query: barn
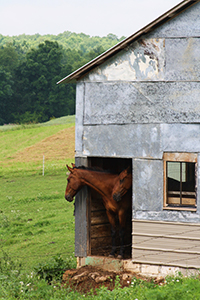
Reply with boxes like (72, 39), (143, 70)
(58, 0), (200, 276)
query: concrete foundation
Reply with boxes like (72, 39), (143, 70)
(77, 256), (200, 278)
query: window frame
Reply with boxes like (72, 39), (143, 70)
(163, 153), (197, 211)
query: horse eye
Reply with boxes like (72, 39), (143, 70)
(120, 178), (124, 184)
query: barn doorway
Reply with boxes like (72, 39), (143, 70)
(87, 157), (132, 259)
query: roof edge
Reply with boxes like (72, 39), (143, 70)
(57, 0), (198, 85)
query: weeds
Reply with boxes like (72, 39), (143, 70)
(34, 255), (76, 282)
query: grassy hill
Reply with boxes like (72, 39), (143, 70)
(0, 116), (76, 272)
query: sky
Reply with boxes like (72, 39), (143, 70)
(0, 0), (181, 38)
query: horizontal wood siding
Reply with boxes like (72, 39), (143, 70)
(132, 220), (200, 268)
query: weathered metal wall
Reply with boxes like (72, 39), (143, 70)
(74, 2), (200, 261)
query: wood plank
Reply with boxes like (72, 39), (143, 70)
(163, 206), (197, 211)
(74, 157), (88, 257)
(91, 210), (109, 225)
(163, 153), (197, 162)
(133, 235), (200, 252)
(168, 197), (196, 205)
(132, 249), (200, 268)
(168, 191), (195, 196)
(133, 220), (200, 236)
(91, 224), (111, 237)
(91, 198), (105, 211)
(133, 232), (200, 241)
(132, 220), (200, 268)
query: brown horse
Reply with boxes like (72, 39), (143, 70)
(65, 164), (131, 258)
(112, 166), (132, 202)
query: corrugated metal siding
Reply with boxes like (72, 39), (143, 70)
(132, 220), (200, 268)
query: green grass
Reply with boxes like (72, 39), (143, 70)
(1, 172), (75, 271)
(0, 115), (75, 178)
(0, 116), (76, 273)
(1, 116), (200, 299)
(0, 116), (75, 160)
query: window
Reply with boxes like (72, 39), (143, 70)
(163, 153), (197, 211)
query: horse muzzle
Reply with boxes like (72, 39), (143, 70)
(65, 194), (73, 202)
(113, 193), (121, 202)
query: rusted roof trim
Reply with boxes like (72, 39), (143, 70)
(57, 0), (198, 84)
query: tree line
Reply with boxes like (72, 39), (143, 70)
(0, 33), (125, 125)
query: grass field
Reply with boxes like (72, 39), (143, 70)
(0, 116), (76, 272)
(2, 116), (200, 299)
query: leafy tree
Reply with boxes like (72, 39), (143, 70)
(0, 32), (124, 124)
(0, 32), (125, 55)
(0, 68), (13, 124)
(13, 40), (78, 123)
(0, 44), (19, 73)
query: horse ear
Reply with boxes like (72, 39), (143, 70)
(71, 163), (75, 168)
(67, 165), (73, 173)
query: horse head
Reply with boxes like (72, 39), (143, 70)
(112, 167), (132, 202)
(65, 164), (83, 202)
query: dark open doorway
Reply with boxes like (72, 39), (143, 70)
(87, 157), (132, 259)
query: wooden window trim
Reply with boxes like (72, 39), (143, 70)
(163, 153), (197, 211)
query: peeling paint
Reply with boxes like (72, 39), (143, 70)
(85, 38), (165, 82)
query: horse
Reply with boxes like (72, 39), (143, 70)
(112, 166), (132, 202)
(65, 164), (131, 259)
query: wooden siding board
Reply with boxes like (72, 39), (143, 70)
(133, 220), (200, 236)
(163, 153), (197, 162)
(132, 249), (200, 268)
(91, 210), (109, 225)
(74, 157), (88, 257)
(91, 197), (105, 211)
(132, 220), (200, 268)
(133, 236), (200, 252)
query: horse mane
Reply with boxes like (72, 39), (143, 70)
(74, 165), (132, 174)
(74, 165), (116, 174)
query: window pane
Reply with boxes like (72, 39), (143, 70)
(166, 161), (196, 207)
(167, 162), (180, 182)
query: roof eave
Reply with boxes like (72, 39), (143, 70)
(57, 0), (198, 85)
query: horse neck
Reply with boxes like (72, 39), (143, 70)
(78, 169), (118, 198)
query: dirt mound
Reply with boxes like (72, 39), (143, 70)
(62, 265), (164, 294)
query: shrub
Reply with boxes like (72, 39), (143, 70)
(34, 254), (76, 282)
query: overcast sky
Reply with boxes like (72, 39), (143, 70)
(0, 0), (181, 38)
